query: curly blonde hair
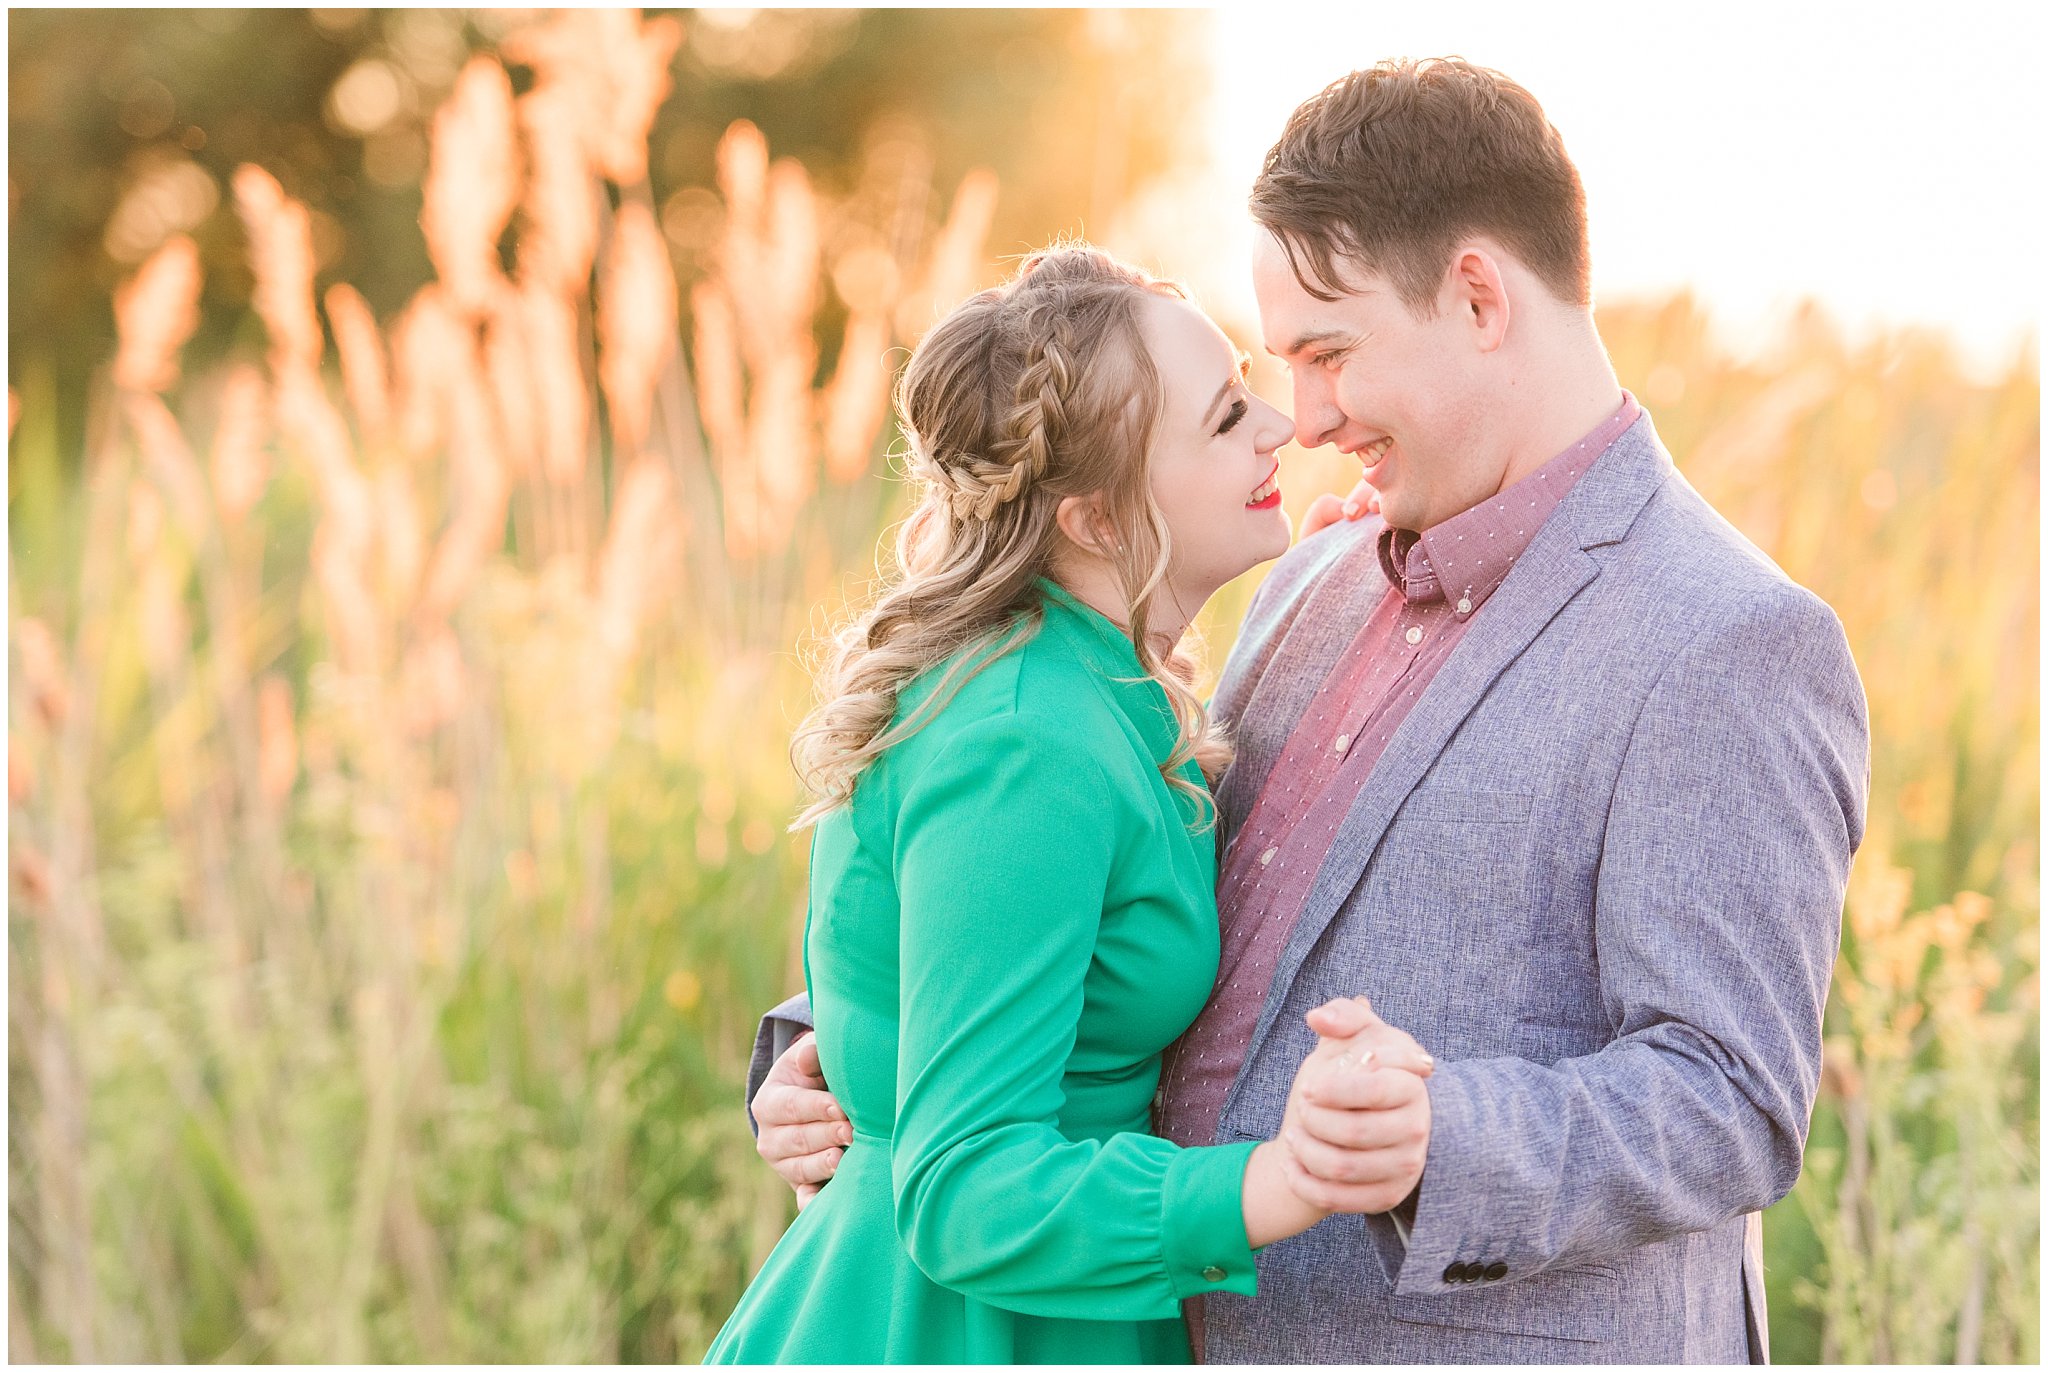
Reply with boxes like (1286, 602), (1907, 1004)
(791, 244), (1231, 829)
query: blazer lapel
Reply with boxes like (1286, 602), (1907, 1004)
(1226, 416), (1678, 1088)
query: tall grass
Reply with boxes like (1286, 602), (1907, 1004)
(7, 14), (2037, 1362)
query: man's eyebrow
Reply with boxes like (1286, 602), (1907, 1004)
(1203, 353), (1254, 426)
(1267, 328), (1353, 360)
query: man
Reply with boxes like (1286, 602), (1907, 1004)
(750, 58), (1868, 1362)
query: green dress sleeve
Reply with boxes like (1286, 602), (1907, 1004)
(888, 712), (1259, 1320)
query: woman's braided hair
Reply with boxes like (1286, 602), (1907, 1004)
(791, 244), (1231, 828)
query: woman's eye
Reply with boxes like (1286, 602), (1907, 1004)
(1217, 398), (1249, 435)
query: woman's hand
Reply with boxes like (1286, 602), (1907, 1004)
(1297, 478), (1382, 541)
(1275, 997), (1435, 1216)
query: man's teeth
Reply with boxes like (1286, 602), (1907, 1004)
(1363, 436), (1394, 460)
(1246, 473), (1278, 505)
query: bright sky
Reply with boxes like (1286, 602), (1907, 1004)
(1165, 0), (2041, 381)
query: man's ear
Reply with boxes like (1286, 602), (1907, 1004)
(1055, 492), (1118, 559)
(1449, 246), (1510, 353)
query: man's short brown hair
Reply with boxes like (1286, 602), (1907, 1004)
(1250, 58), (1590, 314)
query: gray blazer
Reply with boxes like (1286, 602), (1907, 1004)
(750, 413), (1869, 1363)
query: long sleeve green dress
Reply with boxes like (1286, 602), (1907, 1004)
(704, 580), (1260, 1364)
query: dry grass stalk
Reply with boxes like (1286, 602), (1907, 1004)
(514, 84), (599, 294)
(231, 166), (322, 378)
(208, 364), (270, 526)
(111, 234), (202, 394)
(895, 168), (999, 342)
(515, 280), (590, 488)
(503, 9), (682, 186)
(821, 307), (892, 483)
(592, 456), (680, 665)
(420, 57), (522, 318)
(482, 293), (541, 481)
(12, 618), (70, 728)
(597, 201), (677, 456)
(390, 285), (468, 461)
(412, 345), (510, 625)
(324, 284), (392, 442)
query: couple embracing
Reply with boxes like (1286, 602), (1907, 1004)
(708, 59), (1869, 1365)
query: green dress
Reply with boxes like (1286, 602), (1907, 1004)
(705, 580), (1259, 1364)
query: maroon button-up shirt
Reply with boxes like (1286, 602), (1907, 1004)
(1156, 393), (1642, 1153)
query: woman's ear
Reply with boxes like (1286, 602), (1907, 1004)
(1055, 492), (1119, 560)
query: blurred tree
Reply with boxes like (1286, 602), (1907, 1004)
(6, 7), (1212, 471)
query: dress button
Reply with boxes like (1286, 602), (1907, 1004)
(1442, 1261), (1467, 1283)
(1404, 626), (1423, 645)
(1201, 1266), (1227, 1283)
(1484, 1261), (1508, 1281)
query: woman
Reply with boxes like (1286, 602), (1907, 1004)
(705, 246), (1404, 1364)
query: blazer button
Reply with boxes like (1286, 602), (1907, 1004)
(1484, 1261), (1508, 1281)
(1442, 1261), (1467, 1283)
(1201, 1266), (1226, 1283)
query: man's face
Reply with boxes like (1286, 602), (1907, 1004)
(1252, 230), (1498, 533)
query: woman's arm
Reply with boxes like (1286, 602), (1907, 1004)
(889, 711), (1338, 1320)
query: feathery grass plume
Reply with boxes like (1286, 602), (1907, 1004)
(231, 165), (322, 378)
(596, 201), (677, 457)
(743, 350), (815, 555)
(513, 279), (590, 487)
(413, 340), (510, 623)
(110, 234), (202, 393)
(513, 84), (598, 294)
(208, 364), (270, 525)
(8, 731), (33, 806)
(390, 284), (468, 459)
(690, 279), (745, 465)
(821, 306), (891, 483)
(324, 284), (392, 441)
(421, 57), (522, 318)
(254, 675), (297, 805)
(504, 8), (681, 186)
(895, 168), (999, 342)
(482, 292), (540, 480)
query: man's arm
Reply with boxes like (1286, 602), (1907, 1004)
(1297, 584), (1869, 1291)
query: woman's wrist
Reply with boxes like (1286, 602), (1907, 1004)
(1241, 1139), (1331, 1248)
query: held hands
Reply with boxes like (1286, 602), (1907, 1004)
(1275, 996), (1435, 1216)
(1298, 478), (1382, 542)
(752, 1032), (851, 1210)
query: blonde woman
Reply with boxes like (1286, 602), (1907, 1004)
(704, 247), (1426, 1364)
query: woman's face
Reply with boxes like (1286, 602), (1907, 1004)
(1135, 292), (1296, 609)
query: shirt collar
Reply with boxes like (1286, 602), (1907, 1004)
(1377, 392), (1641, 616)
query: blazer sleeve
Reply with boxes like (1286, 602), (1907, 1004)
(743, 992), (816, 1138)
(889, 713), (1260, 1319)
(1388, 584), (1870, 1292)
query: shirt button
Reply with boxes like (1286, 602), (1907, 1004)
(1405, 626), (1423, 645)
(1456, 597), (1472, 615)
(1201, 1265), (1227, 1283)
(1332, 733), (1351, 753)
(1259, 847), (1277, 866)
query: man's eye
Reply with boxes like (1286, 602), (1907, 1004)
(1217, 398), (1249, 435)
(1312, 349), (1347, 370)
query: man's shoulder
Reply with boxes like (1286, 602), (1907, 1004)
(1242, 514), (1384, 637)
(1620, 469), (1839, 630)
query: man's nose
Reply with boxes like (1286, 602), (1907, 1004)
(1291, 373), (1341, 449)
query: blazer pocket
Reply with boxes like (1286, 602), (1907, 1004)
(1397, 787), (1535, 825)
(1388, 1259), (1619, 1345)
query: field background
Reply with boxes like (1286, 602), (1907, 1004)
(8, 9), (2038, 1364)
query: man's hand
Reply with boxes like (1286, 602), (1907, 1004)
(752, 1032), (851, 1209)
(1298, 478), (1382, 541)
(1278, 996), (1434, 1215)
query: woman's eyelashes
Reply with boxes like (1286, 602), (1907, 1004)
(1216, 397), (1249, 436)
